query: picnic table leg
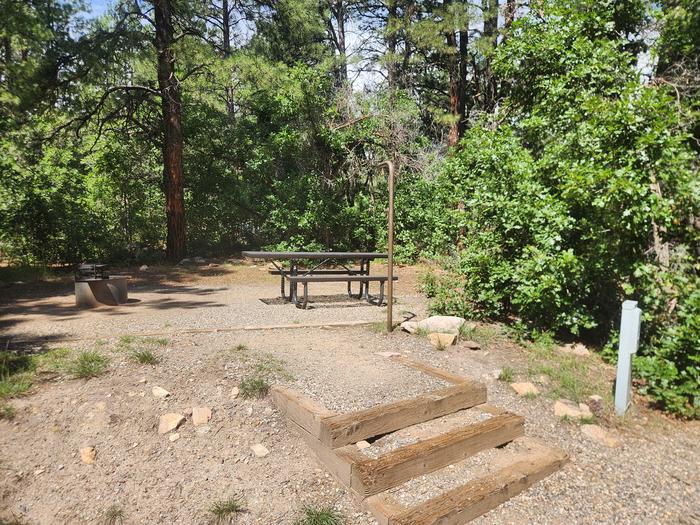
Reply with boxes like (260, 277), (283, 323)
(378, 281), (385, 306)
(280, 272), (286, 300)
(302, 282), (309, 309)
(362, 259), (371, 300)
(290, 261), (298, 304)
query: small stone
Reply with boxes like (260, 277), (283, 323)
(192, 406), (212, 426)
(138, 377), (147, 384)
(139, 265), (149, 271)
(374, 351), (402, 358)
(536, 374), (551, 385)
(356, 441), (371, 450)
(230, 387), (239, 399)
(510, 382), (539, 396)
(152, 386), (170, 398)
(196, 425), (211, 434)
(581, 424), (620, 447)
(554, 399), (593, 420)
(158, 413), (185, 434)
(250, 444), (269, 457)
(461, 340), (481, 350)
(80, 447), (96, 464)
(428, 333), (457, 348)
(587, 395), (604, 417)
(34, 468), (45, 476)
(169, 433), (180, 442)
(263, 407), (273, 416)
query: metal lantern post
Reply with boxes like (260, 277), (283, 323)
(385, 160), (395, 333)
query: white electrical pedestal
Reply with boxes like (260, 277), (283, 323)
(615, 300), (642, 416)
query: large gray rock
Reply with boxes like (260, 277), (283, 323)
(401, 315), (466, 335)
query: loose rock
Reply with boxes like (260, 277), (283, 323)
(461, 340), (481, 350)
(152, 386), (170, 398)
(554, 399), (593, 420)
(356, 440), (371, 450)
(510, 382), (539, 396)
(192, 406), (212, 427)
(139, 265), (148, 271)
(169, 433), (180, 442)
(158, 413), (185, 434)
(581, 424), (620, 447)
(230, 387), (239, 399)
(587, 395), (604, 417)
(428, 333), (456, 348)
(560, 343), (591, 357)
(401, 315), (465, 335)
(374, 351), (402, 358)
(250, 443), (269, 457)
(80, 447), (96, 464)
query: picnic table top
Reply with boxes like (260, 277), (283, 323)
(241, 251), (387, 260)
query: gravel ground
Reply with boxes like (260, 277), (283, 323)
(1, 264), (698, 525)
(0, 261), (427, 344)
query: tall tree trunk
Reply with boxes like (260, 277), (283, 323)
(481, 0), (498, 112)
(446, 23), (460, 147)
(221, 0), (236, 119)
(154, 0), (186, 261)
(457, 26), (469, 137)
(335, 0), (348, 84)
(386, 0), (398, 97)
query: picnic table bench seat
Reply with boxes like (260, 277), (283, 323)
(287, 274), (398, 309)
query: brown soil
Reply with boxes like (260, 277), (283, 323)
(1, 262), (698, 525)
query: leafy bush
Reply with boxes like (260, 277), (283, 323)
(426, 2), (700, 417)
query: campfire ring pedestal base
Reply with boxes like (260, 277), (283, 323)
(75, 276), (128, 308)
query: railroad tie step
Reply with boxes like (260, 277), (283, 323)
(335, 413), (525, 498)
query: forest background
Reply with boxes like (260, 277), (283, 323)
(0, 0), (698, 417)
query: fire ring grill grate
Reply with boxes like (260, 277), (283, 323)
(75, 263), (109, 282)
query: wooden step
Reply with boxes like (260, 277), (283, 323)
(366, 440), (569, 525)
(319, 382), (487, 448)
(336, 412), (525, 497)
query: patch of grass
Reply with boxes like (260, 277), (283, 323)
(459, 323), (501, 346)
(579, 415), (596, 425)
(209, 496), (245, 523)
(230, 344), (249, 355)
(142, 337), (169, 347)
(524, 337), (605, 403)
(102, 506), (124, 525)
(0, 351), (35, 398)
(117, 335), (136, 348)
(239, 376), (270, 399)
(253, 353), (293, 380)
(414, 327), (428, 337)
(94, 339), (108, 348)
(35, 347), (72, 373)
(369, 321), (386, 333)
(0, 402), (16, 420)
(131, 349), (161, 365)
(293, 505), (343, 525)
(524, 391), (538, 400)
(498, 367), (515, 383)
(68, 351), (110, 379)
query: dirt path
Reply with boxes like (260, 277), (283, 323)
(1, 264), (698, 524)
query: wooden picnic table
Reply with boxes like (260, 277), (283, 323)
(241, 251), (388, 306)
